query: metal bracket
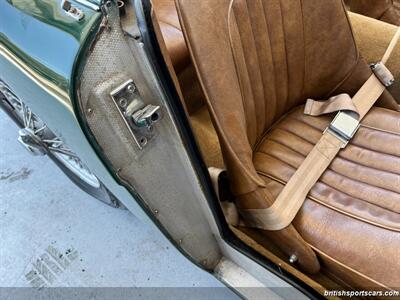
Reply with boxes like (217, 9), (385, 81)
(110, 79), (162, 149)
(371, 62), (395, 87)
(325, 111), (360, 148)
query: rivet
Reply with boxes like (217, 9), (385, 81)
(154, 209), (159, 214)
(178, 239), (183, 244)
(87, 108), (92, 114)
(289, 254), (298, 264)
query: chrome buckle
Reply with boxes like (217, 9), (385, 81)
(324, 111), (360, 148)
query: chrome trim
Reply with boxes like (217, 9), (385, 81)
(326, 111), (360, 147)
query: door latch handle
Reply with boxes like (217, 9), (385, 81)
(131, 105), (161, 128)
(61, 0), (85, 21)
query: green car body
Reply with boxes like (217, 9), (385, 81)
(0, 0), (149, 220)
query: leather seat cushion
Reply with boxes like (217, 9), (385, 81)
(254, 106), (400, 287)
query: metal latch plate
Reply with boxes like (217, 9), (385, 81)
(110, 79), (162, 149)
(327, 111), (360, 147)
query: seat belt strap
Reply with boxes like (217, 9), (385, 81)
(304, 27), (400, 118)
(304, 94), (359, 117)
(239, 27), (400, 231)
(208, 167), (240, 226)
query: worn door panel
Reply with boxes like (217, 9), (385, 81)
(76, 0), (223, 269)
(0, 0), (223, 271)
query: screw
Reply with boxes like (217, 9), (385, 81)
(118, 98), (128, 108)
(178, 239), (183, 244)
(289, 254), (298, 264)
(154, 209), (159, 214)
(127, 84), (136, 94)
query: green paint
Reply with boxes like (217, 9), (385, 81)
(0, 0), (102, 99)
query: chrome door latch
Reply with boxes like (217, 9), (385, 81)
(110, 79), (162, 149)
(131, 105), (161, 128)
(61, 0), (85, 21)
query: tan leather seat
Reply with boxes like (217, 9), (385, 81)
(346, 0), (400, 26)
(255, 106), (400, 287)
(152, 0), (205, 114)
(152, 0), (189, 72)
(176, 0), (400, 289)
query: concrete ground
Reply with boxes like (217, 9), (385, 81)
(0, 109), (237, 299)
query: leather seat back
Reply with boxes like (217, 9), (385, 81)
(346, 0), (400, 25)
(152, 0), (190, 72)
(152, 0), (206, 114)
(176, 0), (394, 195)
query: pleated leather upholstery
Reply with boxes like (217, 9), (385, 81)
(254, 106), (400, 286)
(255, 107), (400, 232)
(228, 0), (361, 147)
(177, 0), (400, 287)
(178, 0), (398, 196)
(153, 0), (205, 114)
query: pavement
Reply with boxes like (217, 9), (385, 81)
(0, 109), (237, 299)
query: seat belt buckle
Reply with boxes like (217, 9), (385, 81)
(371, 62), (395, 87)
(325, 111), (360, 148)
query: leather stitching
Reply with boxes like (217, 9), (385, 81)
(308, 244), (390, 289)
(257, 149), (400, 204)
(266, 133), (400, 176)
(257, 170), (400, 232)
(228, 0), (258, 146)
(278, 0), (291, 111)
(262, 127), (400, 192)
(360, 123), (400, 136)
(259, 0), (277, 131)
(176, 0), (266, 188)
(299, 0), (306, 100)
